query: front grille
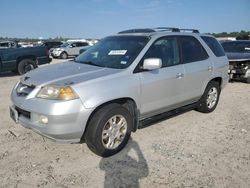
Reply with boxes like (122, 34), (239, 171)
(15, 106), (31, 119)
(16, 82), (35, 96)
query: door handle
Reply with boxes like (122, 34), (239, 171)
(208, 66), (213, 71)
(176, 73), (184, 79)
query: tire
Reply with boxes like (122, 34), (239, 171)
(85, 103), (132, 157)
(196, 81), (221, 113)
(60, 52), (68, 59)
(17, 59), (37, 75)
(242, 76), (250, 83)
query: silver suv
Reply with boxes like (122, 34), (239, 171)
(10, 28), (229, 157)
(51, 41), (90, 59)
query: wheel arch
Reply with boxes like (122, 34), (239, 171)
(16, 55), (37, 69)
(60, 51), (68, 56)
(202, 76), (223, 94)
(210, 77), (222, 87)
(81, 97), (139, 143)
(17, 55), (37, 64)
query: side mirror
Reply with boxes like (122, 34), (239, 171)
(143, 58), (162, 70)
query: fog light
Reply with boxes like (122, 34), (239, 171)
(39, 115), (48, 124)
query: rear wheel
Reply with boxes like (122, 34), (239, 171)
(17, 59), (37, 75)
(85, 104), (132, 157)
(196, 81), (221, 113)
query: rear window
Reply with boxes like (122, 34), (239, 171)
(201, 36), (225, 57)
(179, 36), (208, 63)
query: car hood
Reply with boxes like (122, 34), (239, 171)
(53, 47), (66, 51)
(21, 61), (122, 86)
(226, 52), (250, 62)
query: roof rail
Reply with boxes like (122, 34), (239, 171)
(118, 27), (199, 34)
(118, 28), (155, 34)
(154, 27), (180, 32)
(179, 29), (199, 33)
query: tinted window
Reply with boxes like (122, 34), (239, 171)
(75, 42), (88, 47)
(79, 42), (89, 46)
(179, 36), (208, 63)
(201, 36), (225, 57)
(75, 36), (149, 69)
(143, 37), (180, 67)
(0, 42), (9, 47)
(222, 42), (250, 53)
(75, 42), (82, 47)
(60, 42), (70, 47)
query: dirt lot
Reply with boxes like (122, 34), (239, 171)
(0, 59), (250, 188)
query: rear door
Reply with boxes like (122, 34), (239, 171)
(68, 43), (77, 56)
(138, 36), (186, 118)
(178, 36), (212, 101)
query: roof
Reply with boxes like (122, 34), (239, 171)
(117, 27), (200, 37)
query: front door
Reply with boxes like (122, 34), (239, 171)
(138, 37), (186, 118)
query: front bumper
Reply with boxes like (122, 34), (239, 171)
(10, 89), (93, 143)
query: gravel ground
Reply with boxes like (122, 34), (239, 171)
(0, 59), (250, 188)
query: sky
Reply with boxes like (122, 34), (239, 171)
(0, 0), (249, 39)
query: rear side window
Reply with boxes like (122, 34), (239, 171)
(179, 36), (208, 63)
(201, 36), (225, 57)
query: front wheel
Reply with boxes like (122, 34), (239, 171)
(196, 81), (221, 113)
(60, 52), (68, 59)
(85, 104), (132, 157)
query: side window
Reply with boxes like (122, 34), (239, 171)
(76, 42), (82, 47)
(0, 42), (9, 47)
(179, 36), (208, 63)
(143, 37), (180, 67)
(71, 43), (77, 47)
(81, 42), (89, 46)
(201, 36), (225, 57)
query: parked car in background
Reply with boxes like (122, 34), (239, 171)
(0, 41), (20, 49)
(40, 41), (63, 55)
(10, 27), (228, 157)
(221, 40), (250, 83)
(51, 42), (90, 59)
(0, 46), (51, 75)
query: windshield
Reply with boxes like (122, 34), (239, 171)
(75, 36), (149, 69)
(60, 42), (70, 47)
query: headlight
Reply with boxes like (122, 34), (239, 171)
(36, 85), (78, 100)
